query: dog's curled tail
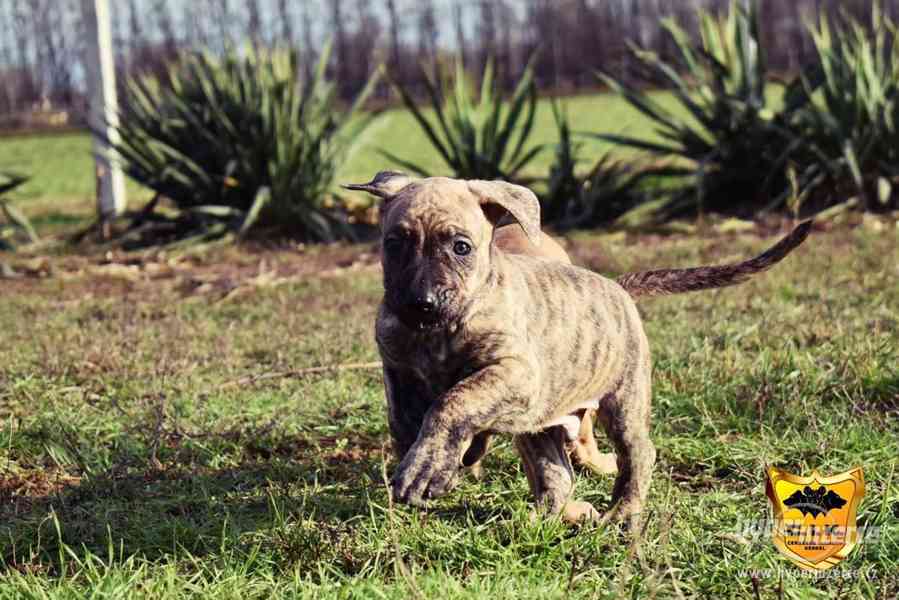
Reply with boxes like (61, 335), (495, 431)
(616, 221), (812, 298)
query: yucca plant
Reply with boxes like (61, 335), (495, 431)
(0, 173), (37, 251)
(541, 101), (583, 224)
(384, 57), (540, 181)
(785, 2), (899, 210)
(112, 42), (377, 243)
(542, 101), (644, 228)
(572, 155), (649, 228)
(593, 0), (798, 220)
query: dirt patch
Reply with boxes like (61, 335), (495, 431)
(243, 432), (385, 463)
(0, 467), (81, 518)
(2, 217), (893, 306)
(1, 241), (381, 304)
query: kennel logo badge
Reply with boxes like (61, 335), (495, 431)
(766, 466), (865, 571)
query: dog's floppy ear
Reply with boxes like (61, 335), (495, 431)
(468, 180), (541, 246)
(343, 171), (415, 199)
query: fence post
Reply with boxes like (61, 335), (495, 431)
(81, 0), (126, 232)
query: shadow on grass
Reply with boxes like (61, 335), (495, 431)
(1, 425), (521, 577)
(862, 373), (899, 414)
(0, 433), (389, 573)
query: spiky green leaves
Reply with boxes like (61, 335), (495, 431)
(591, 1), (795, 220)
(786, 2), (899, 210)
(0, 173), (36, 251)
(112, 43), (378, 242)
(595, 0), (899, 219)
(383, 57), (540, 182)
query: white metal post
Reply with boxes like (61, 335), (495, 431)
(82, 0), (126, 224)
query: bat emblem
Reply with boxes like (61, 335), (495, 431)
(783, 485), (847, 517)
(766, 467), (865, 570)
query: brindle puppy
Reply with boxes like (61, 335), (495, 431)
(345, 171), (811, 526)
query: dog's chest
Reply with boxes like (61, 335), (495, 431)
(410, 329), (476, 388)
(379, 324), (481, 395)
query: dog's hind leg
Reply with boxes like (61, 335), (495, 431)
(462, 431), (493, 480)
(515, 426), (601, 524)
(569, 409), (618, 475)
(597, 370), (656, 528)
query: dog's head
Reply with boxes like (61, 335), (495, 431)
(345, 172), (541, 330)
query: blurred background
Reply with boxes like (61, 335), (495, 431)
(1, 0), (898, 248)
(0, 0), (889, 130)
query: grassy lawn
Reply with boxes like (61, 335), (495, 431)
(1, 223), (897, 598)
(0, 84), (895, 597)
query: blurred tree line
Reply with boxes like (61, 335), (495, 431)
(0, 0), (894, 129)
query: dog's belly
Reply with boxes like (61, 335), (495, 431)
(502, 255), (644, 435)
(541, 398), (600, 440)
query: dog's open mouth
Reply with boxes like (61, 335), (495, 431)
(402, 313), (444, 331)
(399, 307), (453, 331)
(388, 300), (452, 331)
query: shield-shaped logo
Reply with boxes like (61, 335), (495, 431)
(766, 466), (865, 570)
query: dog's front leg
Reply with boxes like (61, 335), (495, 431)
(391, 360), (536, 506)
(383, 367), (434, 459)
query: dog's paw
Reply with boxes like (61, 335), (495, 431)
(601, 502), (645, 531)
(563, 500), (602, 525)
(390, 439), (461, 506)
(527, 500), (601, 526)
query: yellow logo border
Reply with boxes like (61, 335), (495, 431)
(765, 466), (865, 571)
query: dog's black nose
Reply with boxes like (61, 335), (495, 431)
(410, 293), (438, 314)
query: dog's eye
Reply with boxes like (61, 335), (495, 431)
(453, 240), (472, 256)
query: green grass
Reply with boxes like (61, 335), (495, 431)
(1, 224), (897, 598)
(0, 132), (149, 202)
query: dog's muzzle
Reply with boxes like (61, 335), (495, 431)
(394, 289), (452, 330)
(409, 291), (438, 316)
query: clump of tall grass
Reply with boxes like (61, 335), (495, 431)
(785, 2), (899, 211)
(593, 1), (798, 221)
(112, 43), (377, 243)
(0, 173), (37, 251)
(384, 58), (541, 181)
(542, 101), (645, 228)
(597, 0), (899, 221)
